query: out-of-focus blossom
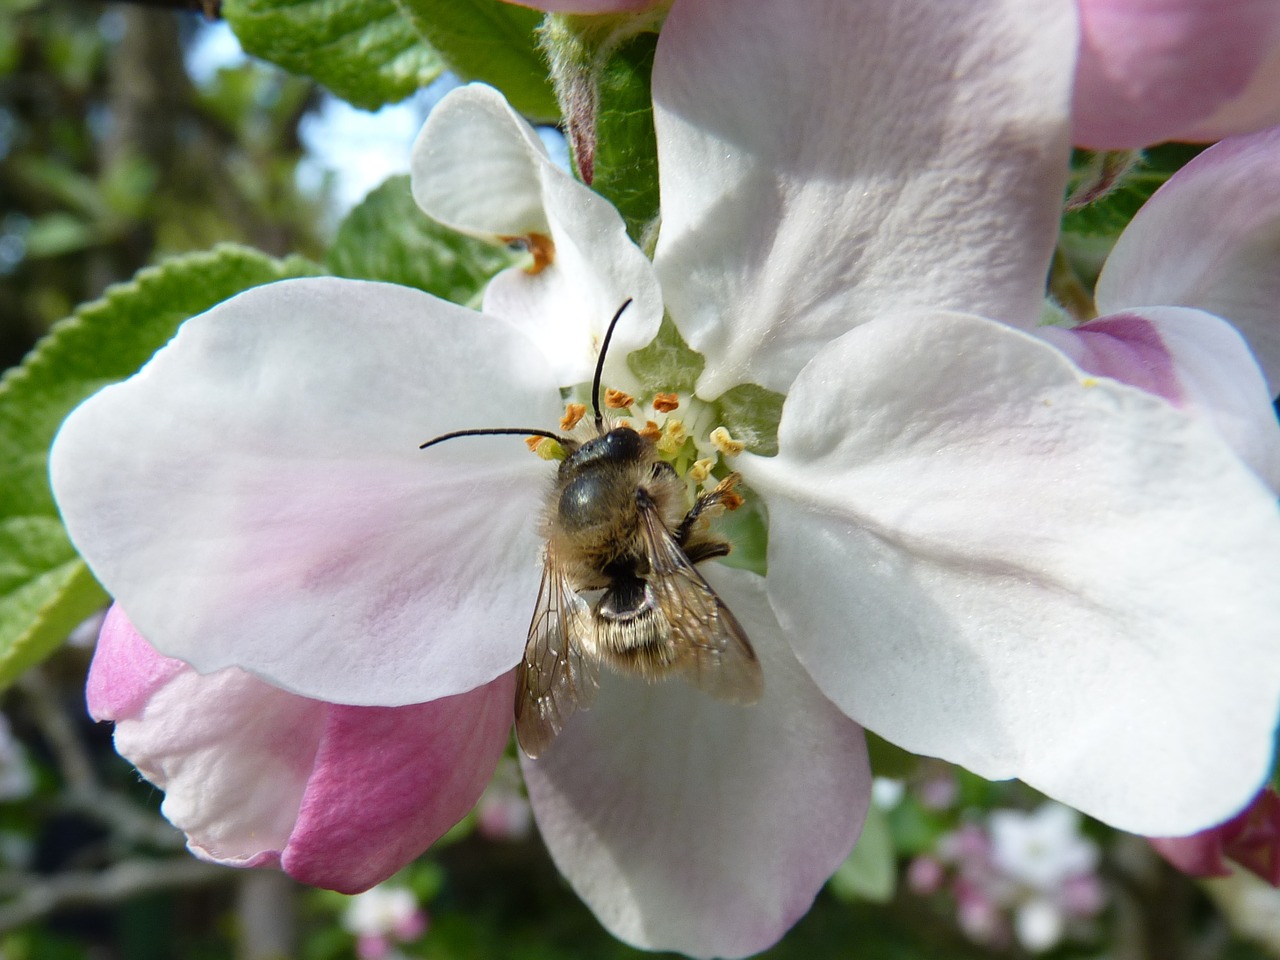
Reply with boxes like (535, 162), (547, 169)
(1073, 0), (1280, 147)
(342, 883), (428, 960)
(1151, 788), (1280, 886)
(475, 758), (534, 842)
(925, 804), (1106, 953)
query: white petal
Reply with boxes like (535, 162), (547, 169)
(411, 84), (662, 388)
(651, 0), (1077, 397)
(521, 565), (868, 959)
(1041, 307), (1280, 490)
(741, 311), (1280, 835)
(114, 663), (325, 867)
(1096, 126), (1280, 392)
(52, 278), (561, 705)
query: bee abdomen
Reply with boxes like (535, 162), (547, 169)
(592, 575), (676, 676)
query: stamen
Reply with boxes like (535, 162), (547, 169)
(690, 457), (714, 483)
(652, 392), (680, 413)
(561, 403), (587, 431)
(657, 419), (687, 456)
(604, 388), (635, 409)
(709, 426), (745, 456)
(526, 436), (565, 460)
(638, 420), (662, 442)
(500, 232), (556, 274)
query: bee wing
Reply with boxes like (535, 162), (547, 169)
(514, 546), (599, 758)
(638, 503), (764, 704)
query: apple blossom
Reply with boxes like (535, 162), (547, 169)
(48, 0), (1280, 956)
(1073, 0), (1280, 147)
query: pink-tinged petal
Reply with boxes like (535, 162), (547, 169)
(1153, 789), (1280, 886)
(1040, 308), (1280, 489)
(521, 565), (868, 959)
(282, 672), (515, 893)
(1149, 834), (1233, 878)
(1183, 47), (1280, 141)
(52, 278), (560, 706)
(411, 85), (662, 389)
(86, 603), (186, 721)
(101, 614), (512, 891)
(1095, 127), (1280, 391)
(741, 311), (1280, 835)
(651, 0), (1076, 397)
(1073, 0), (1280, 148)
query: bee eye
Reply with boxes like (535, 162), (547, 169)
(602, 427), (643, 461)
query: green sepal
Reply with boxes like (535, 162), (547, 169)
(626, 315), (703, 395)
(327, 174), (517, 307)
(590, 30), (660, 243)
(1062, 144), (1203, 241)
(714, 383), (784, 458)
(222, 0), (444, 111)
(0, 244), (322, 689)
(393, 0), (558, 122)
(829, 802), (897, 904)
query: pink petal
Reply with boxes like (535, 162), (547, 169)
(521, 566), (869, 959)
(1095, 127), (1280, 394)
(651, 0), (1076, 397)
(86, 603), (186, 721)
(1073, 0), (1280, 147)
(1040, 307), (1280, 489)
(97, 613), (513, 891)
(283, 673), (515, 893)
(1152, 788), (1280, 885)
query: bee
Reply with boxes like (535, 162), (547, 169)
(420, 300), (763, 757)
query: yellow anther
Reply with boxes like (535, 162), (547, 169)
(604, 388), (635, 409)
(690, 458), (714, 483)
(657, 419), (687, 455)
(526, 436), (565, 461)
(652, 392), (680, 413)
(560, 403), (587, 431)
(709, 426), (745, 456)
(1081, 377), (1098, 388)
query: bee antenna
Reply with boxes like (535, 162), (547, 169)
(419, 428), (566, 451)
(592, 298), (634, 431)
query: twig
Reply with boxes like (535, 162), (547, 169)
(0, 857), (229, 931)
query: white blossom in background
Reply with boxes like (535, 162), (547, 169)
(342, 884), (427, 960)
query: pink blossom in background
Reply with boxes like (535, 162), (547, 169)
(87, 606), (514, 893)
(1073, 0), (1280, 147)
(1152, 789), (1280, 885)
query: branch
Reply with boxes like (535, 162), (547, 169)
(0, 857), (230, 931)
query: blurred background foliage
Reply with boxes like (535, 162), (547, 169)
(2, 2), (1280, 959)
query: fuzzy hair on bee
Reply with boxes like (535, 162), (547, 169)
(419, 301), (763, 758)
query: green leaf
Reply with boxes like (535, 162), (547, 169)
(1062, 143), (1204, 241)
(326, 174), (516, 306)
(829, 803), (897, 904)
(590, 31), (660, 243)
(0, 244), (322, 689)
(393, 0), (558, 122)
(223, 0), (445, 111)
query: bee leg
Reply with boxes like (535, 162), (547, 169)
(675, 473), (742, 561)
